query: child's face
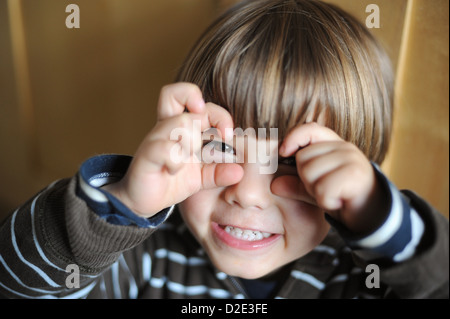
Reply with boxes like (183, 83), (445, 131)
(179, 133), (330, 279)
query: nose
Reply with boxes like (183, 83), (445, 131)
(224, 164), (273, 210)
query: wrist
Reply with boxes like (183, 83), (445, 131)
(328, 164), (425, 262)
(339, 165), (391, 235)
(101, 181), (128, 208)
(328, 163), (393, 236)
(101, 181), (155, 218)
(353, 176), (391, 235)
(77, 154), (164, 227)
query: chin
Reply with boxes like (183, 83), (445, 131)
(221, 268), (270, 280)
(211, 257), (279, 279)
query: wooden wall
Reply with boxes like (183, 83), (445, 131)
(0, 0), (219, 218)
(0, 0), (448, 220)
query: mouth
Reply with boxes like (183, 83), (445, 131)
(212, 222), (281, 251)
(222, 225), (273, 241)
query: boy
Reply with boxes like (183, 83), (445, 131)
(0, 0), (448, 299)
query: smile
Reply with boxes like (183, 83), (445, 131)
(223, 225), (272, 241)
(211, 223), (281, 251)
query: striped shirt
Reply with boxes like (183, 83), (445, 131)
(0, 155), (448, 299)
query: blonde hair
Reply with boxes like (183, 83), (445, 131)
(176, 0), (394, 164)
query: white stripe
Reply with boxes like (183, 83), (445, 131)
(30, 195), (64, 271)
(313, 245), (337, 256)
(150, 276), (166, 288)
(393, 208), (425, 262)
(29, 195), (68, 273)
(142, 252), (151, 282)
(166, 280), (232, 298)
(111, 262), (121, 298)
(119, 256), (138, 299)
(167, 281), (205, 295)
(331, 257), (339, 266)
(0, 281), (57, 299)
(28, 192), (96, 278)
(78, 174), (108, 203)
(148, 276), (231, 298)
(89, 176), (118, 188)
(328, 273), (348, 284)
(60, 281), (97, 299)
(216, 272), (227, 280)
(42, 179), (60, 192)
(203, 286), (233, 298)
(356, 182), (403, 248)
(0, 254), (60, 294)
(290, 270), (325, 290)
(10, 210), (60, 288)
(154, 248), (207, 266)
(0, 279), (97, 299)
(11, 187), (96, 280)
(99, 277), (107, 298)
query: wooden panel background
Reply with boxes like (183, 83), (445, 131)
(0, 0), (448, 220)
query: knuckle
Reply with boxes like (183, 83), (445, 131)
(152, 139), (173, 154)
(311, 178), (335, 208)
(347, 163), (367, 181)
(312, 180), (327, 200)
(177, 113), (192, 128)
(297, 160), (313, 182)
(160, 84), (173, 96)
(187, 83), (201, 94)
(177, 82), (201, 96)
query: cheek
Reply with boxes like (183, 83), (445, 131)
(281, 200), (330, 250)
(178, 190), (218, 235)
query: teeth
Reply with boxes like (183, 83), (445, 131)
(224, 226), (272, 241)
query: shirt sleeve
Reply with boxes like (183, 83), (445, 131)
(327, 163), (425, 262)
(76, 154), (174, 228)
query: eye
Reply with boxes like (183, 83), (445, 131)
(203, 140), (235, 154)
(201, 140), (236, 164)
(279, 156), (296, 167)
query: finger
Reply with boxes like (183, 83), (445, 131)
(135, 139), (188, 175)
(296, 147), (350, 186)
(295, 141), (345, 166)
(311, 165), (353, 211)
(271, 175), (317, 206)
(201, 163), (244, 189)
(153, 104), (233, 142)
(203, 103), (234, 141)
(150, 113), (204, 148)
(157, 83), (205, 120)
(313, 159), (375, 213)
(279, 122), (342, 157)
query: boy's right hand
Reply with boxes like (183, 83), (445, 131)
(103, 83), (244, 218)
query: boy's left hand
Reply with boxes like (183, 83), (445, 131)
(272, 122), (389, 235)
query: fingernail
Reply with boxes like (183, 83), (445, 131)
(225, 127), (234, 141)
(279, 144), (286, 155)
(198, 100), (206, 111)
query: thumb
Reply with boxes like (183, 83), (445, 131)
(271, 175), (317, 206)
(201, 163), (244, 189)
